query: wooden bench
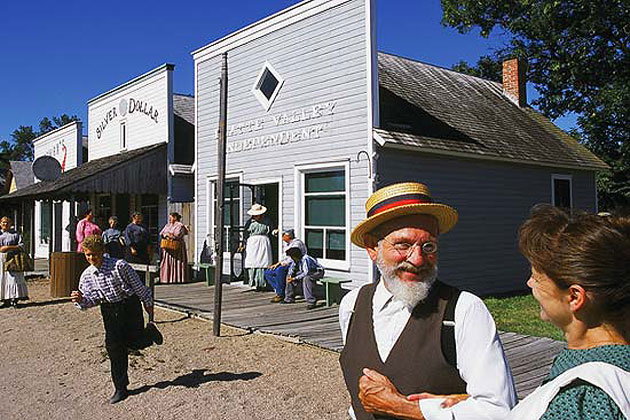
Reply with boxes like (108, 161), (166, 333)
(318, 277), (351, 307)
(196, 263), (216, 286)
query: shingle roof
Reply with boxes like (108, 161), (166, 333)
(173, 94), (194, 125)
(0, 144), (166, 201)
(377, 52), (608, 170)
(8, 161), (35, 190)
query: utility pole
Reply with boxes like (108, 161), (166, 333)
(213, 52), (228, 337)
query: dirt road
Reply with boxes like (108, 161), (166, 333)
(0, 279), (349, 420)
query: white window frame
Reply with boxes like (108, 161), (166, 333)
(551, 174), (573, 209)
(295, 161), (350, 271)
(251, 61), (284, 112)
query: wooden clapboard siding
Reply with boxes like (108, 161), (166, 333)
(87, 65), (172, 161)
(194, 0), (373, 285)
(376, 148), (598, 295)
(155, 282), (565, 399)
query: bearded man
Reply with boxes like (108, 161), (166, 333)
(339, 182), (517, 420)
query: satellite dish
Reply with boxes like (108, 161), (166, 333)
(32, 156), (62, 181)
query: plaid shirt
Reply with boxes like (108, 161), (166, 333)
(78, 256), (153, 309)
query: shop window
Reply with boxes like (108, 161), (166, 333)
(141, 195), (159, 241)
(303, 169), (347, 264)
(40, 201), (51, 244)
(209, 179), (242, 253)
(252, 62), (284, 111)
(552, 174), (572, 209)
(221, 180), (241, 251)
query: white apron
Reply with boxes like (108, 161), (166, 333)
(509, 361), (630, 420)
(244, 235), (272, 268)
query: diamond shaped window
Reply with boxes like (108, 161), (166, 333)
(252, 61), (284, 111)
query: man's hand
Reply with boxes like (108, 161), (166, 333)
(407, 392), (470, 409)
(71, 290), (82, 304)
(359, 368), (424, 420)
(286, 276), (294, 284)
(144, 304), (154, 322)
(130, 246), (138, 256)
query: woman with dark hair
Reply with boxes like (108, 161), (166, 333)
(75, 209), (102, 252)
(0, 216), (29, 307)
(159, 212), (189, 283)
(510, 205), (630, 419)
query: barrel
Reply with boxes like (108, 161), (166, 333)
(50, 252), (89, 298)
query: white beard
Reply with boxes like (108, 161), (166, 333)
(376, 245), (438, 309)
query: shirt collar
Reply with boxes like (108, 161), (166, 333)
(373, 279), (394, 313)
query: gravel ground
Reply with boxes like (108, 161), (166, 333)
(0, 278), (350, 420)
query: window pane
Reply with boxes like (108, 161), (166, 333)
(223, 199), (240, 226)
(327, 230), (346, 261)
(223, 182), (240, 199)
(554, 179), (571, 208)
(305, 171), (345, 193)
(306, 196), (345, 226)
(259, 69), (279, 100)
(41, 202), (51, 243)
(305, 229), (323, 258)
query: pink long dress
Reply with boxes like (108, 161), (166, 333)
(159, 221), (189, 283)
(75, 218), (103, 252)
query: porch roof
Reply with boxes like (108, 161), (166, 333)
(0, 143), (167, 202)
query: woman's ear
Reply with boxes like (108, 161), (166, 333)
(568, 284), (588, 313)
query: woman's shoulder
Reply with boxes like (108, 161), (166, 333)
(549, 345), (630, 379)
(542, 380), (625, 420)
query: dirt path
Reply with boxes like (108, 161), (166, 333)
(0, 279), (350, 420)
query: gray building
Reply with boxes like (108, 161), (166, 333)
(193, 0), (606, 294)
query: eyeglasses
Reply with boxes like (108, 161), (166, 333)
(382, 238), (438, 257)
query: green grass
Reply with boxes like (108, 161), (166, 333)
(483, 294), (565, 341)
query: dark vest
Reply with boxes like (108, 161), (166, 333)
(339, 281), (466, 420)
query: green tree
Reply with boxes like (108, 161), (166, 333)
(452, 55), (503, 82)
(441, 0), (630, 210)
(0, 114), (80, 170)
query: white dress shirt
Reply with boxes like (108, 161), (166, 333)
(339, 281), (517, 420)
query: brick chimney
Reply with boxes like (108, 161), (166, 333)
(502, 58), (527, 107)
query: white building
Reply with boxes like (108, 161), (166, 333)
(192, 0), (606, 294)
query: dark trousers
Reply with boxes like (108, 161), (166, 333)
(264, 265), (289, 296)
(100, 295), (153, 390)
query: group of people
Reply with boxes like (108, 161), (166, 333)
(56, 180), (630, 416)
(339, 181), (629, 420)
(241, 203), (325, 310)
(75, 209), (189, 284)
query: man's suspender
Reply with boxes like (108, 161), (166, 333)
(441, 288), (461, 368)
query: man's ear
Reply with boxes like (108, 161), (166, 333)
(364, 234), (379, 262)
(568, 284), (587, 313)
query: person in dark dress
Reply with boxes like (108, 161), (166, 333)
(124, 212), (151, 264)
(102, 216), (124, 259)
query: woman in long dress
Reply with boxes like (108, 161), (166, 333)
(76, 209), (102, 252)
(159, 212), (189, 283)
(243, 204), (273, 290)
(0, 216), (29, 307)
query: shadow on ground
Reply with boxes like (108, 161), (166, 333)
(130, 369), (262, 395)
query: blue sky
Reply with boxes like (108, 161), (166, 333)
(0, 0), (576, 143)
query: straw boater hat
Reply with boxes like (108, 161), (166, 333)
(351, 182), (458, 248)
(247, 203), (267, 216)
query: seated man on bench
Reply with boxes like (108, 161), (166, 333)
(265, 229), (307, 303)
(282, 244), (324, 310)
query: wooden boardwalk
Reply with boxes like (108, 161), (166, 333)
(155, 281), (566, 399)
